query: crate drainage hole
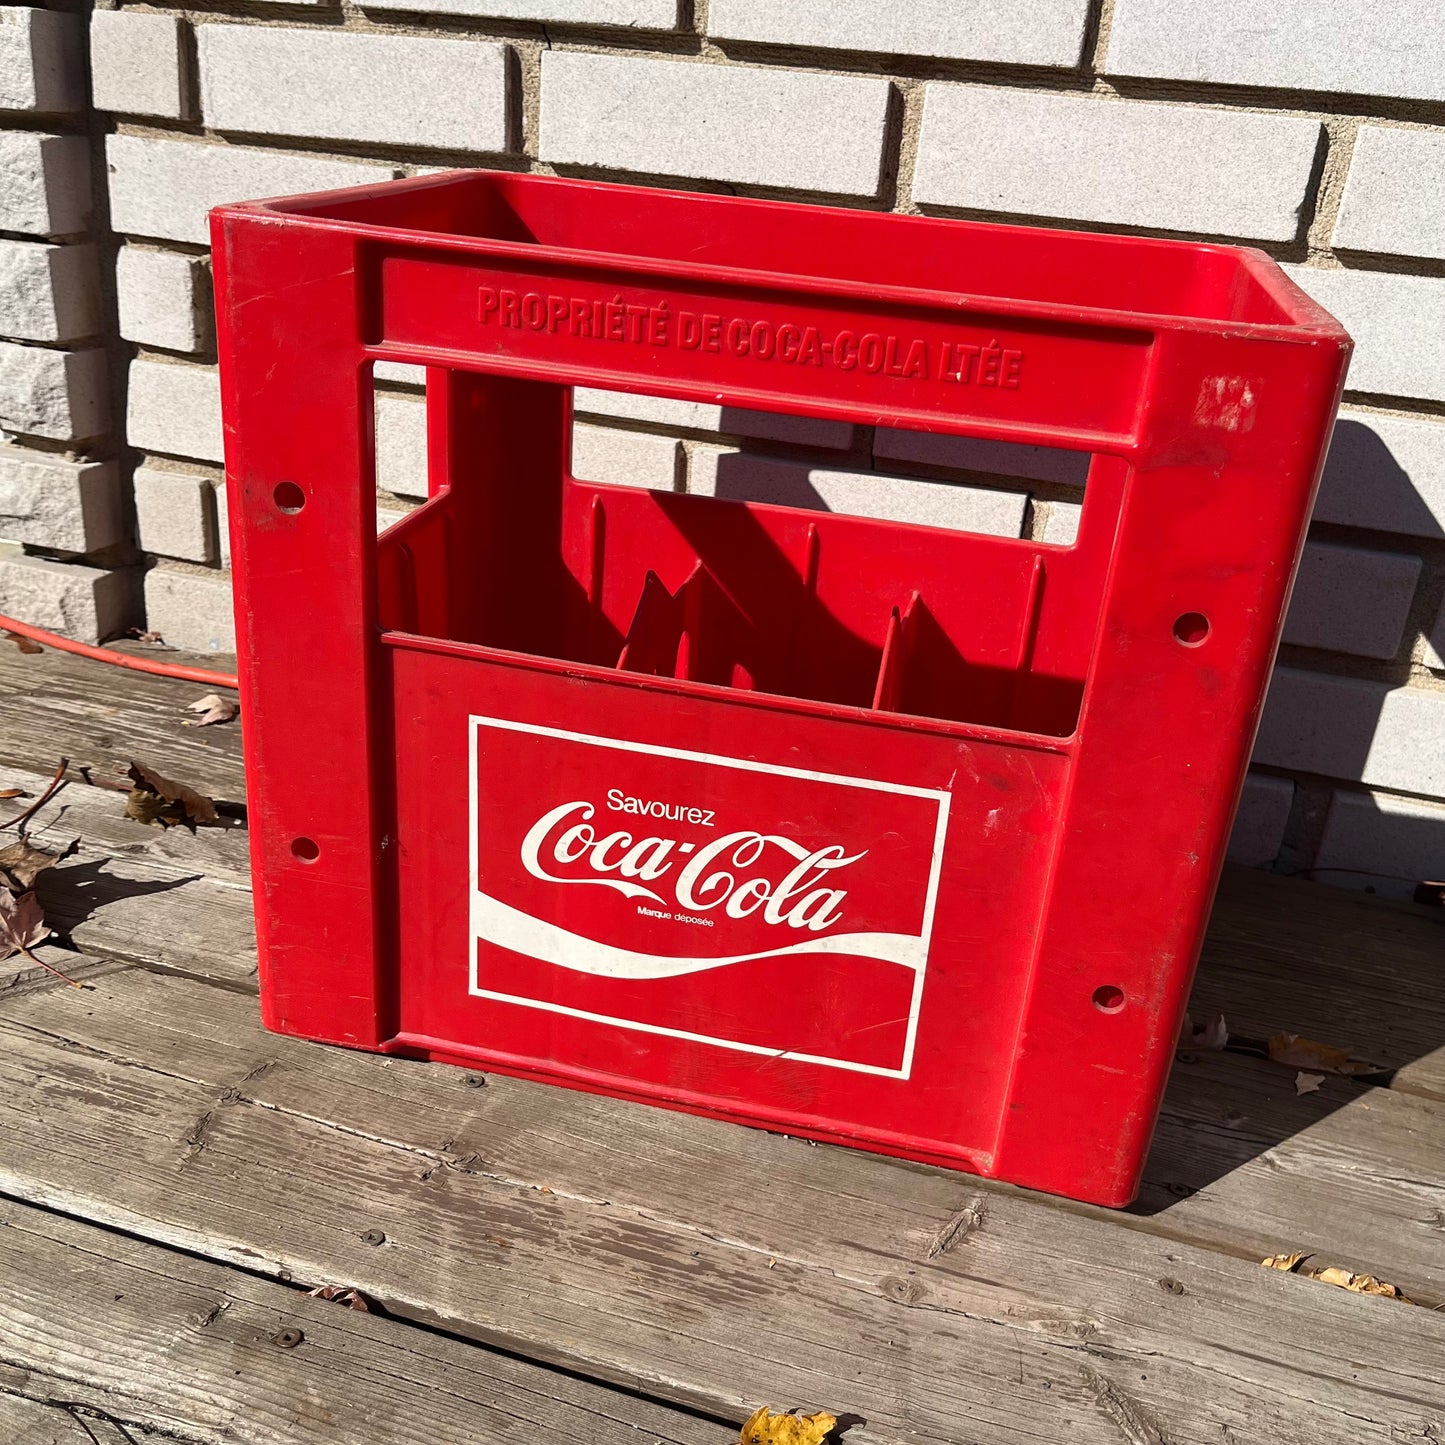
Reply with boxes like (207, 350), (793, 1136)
(1173, 612), (1210, 646)
(291, 837), (320, 863)
(1093, 985), (1125, 1014)
(274, 481), (306, 514)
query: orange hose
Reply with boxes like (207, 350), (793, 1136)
(1, 614), (240, 690)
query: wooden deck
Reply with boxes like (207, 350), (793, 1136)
(1, 640), (1441, 1445)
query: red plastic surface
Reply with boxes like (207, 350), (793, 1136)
(212, 171), (1350, 1206)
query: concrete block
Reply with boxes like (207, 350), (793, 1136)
(873, 427), (1091, 486)
(708, 0), (1090, 67)
(1333, 127), (1445, 262)
(1226, 773), (1294, 868)
(572, 423), (678, 490)
(540, 52), (890, 196)
(0, 8), (82, 113)
(0, 132), (89, 235)
(0, 446), (124, 554)
(688, 445), (1028, 535)
(0, 240), (100, 342)
(373, 360), (426, 386)
(0, 343), (108, 442)
(134, 468), (218, 563)
(1315, 789), (1445, 899)
(127, 359), (224, 463)
(198, 26), (507, 153)
(374, 392), (428, 499)
(106, 134), (394, 245)
(574, 388), (852, 450)
(144, 566), (235, 653)
(1037, 499), (1082, 546)
(1253, 666), (1445, 798)
(362, 0), (674, 23)
(1314, 408), (1445, 538)
(90, 9), (186, 119)
(216, 480), (230, 568)
(0, 551), (135, 644)
(915, 85), (1320, 241)
(1282, 541), (1420, 660)
(1284, 265), (1445, 404)
(116, 247), (210, 353)
(1424, 598), (1445, 671)
(1106, 0), (1445, 104)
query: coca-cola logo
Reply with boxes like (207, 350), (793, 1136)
(520, 799), (864, 932)
(468, 715), (952, 1076)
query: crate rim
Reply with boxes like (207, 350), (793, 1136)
(211, 168), (1352, 350)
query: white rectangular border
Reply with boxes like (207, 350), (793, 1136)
(468, 715), (951, 1079)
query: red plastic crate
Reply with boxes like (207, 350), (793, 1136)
(212, 171), (1349, 1207)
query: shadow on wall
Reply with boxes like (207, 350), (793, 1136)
(1317, 416), (1444, 540)
(1255, 413), (1445, 898)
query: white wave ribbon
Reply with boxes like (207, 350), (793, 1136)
(471, 889), (927, 980)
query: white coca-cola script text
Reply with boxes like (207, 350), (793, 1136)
(519, 801), (863, 931)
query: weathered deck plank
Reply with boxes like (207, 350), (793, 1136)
(0, 1391), (167, 1444)
(1, 964), (1441, 1445)
(0, 639), (245, 799)
(8, 776), (1439, 1305)
(1, 762), (257, 986)
(1191, 865), (1445, 1100)
(0, 1197), (730, 1445)
(0, 762), (251, 881)
(1140, 1049), (1445, 1277)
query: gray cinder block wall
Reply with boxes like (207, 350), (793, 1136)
(0, 0), (1442, 898)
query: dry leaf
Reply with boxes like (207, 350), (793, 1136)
(0, 788), (25, 801)
(1262, 1251), (1309, 1272)
(1262, 1252), (1416, 1304)
(1267, 1031), (1381, 1077)
(0, 883), (78, 985)
(0, 885), (49, 959)
(1295, 1071), (1325, 1096)
(739, 1407), (837, 1445)
(1340, 1273), (1412, 1302)
(305, 1284), (371, 1312)
(127, 628), (169, 646)
(1312, 1266), (1415, 1303)
(4, 630), (43, 655)
(125, 760), (219, 829)
(124, 788), (173, 827)
(183, 692), (239, 728)
(0, 838), (68, 891)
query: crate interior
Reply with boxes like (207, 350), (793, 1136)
(376, 372), (1111, 739)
